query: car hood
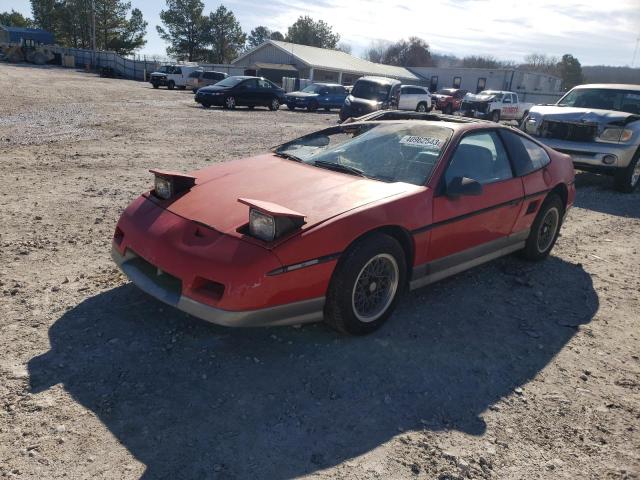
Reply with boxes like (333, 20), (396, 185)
(529, 105), (640, 126)
(347, 95), (382, 107)
(159, 154), (420, 236)
(286, 92), (318, 98)
(198, 85), (231, 93)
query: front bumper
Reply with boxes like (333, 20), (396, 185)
(112, 247), (324, 327)
(529, 137), (638, 169)
(150, 77), (167, 86)
(195, 93), (225, 106)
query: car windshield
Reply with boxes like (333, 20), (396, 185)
(437, 89), (455, 95)
(351, 81), (391, 101)
(274, 122), (453, 185)
(214, 76), (246, 87)
(301, 84), (323, 93)
(557, 88), (640, 114)
(478, 91), (503, 100)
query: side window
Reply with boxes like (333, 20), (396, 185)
(511, 94), (517, 104)
(499, 130), (550, 176)
(174, 67), (182, 75)
(258, 79), (272, 89)
(242, 79), (259, 89)
(453, 76), (462, 88)
(445, 131), (513, 186)
(401, 86), (408, 95)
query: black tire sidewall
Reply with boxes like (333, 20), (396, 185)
(521, 194), (564, 261)
(325, 234), (407, 335)
(491, 110), (500, 122)
(614, 149), (640, 193)
(167, 81), (175, 90)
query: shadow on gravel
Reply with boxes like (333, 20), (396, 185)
(573, 171), (640, 218)
(29, 256), (597, 479)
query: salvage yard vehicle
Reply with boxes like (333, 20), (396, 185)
(149, 64), (202, 90)
(112, 110), (575, 335)
(187, 70), (228, 93)
(432, 88), (467, 114)
(194, 76), (286, 110)
(459, 91), (533, 123)
(339, 76), (401, 121)
(285, 83), (348, 111)
(522, 83), (640, 192)
(399, 85), (432, 112)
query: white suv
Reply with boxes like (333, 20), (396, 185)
(399, 85), (432, 112)
(149, 65), (203, 90)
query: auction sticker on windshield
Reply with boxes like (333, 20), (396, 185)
(399, 135), (443, 149)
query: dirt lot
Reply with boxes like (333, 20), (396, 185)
(0, 64), (638, 480)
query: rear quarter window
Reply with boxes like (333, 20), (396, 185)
(499, 130), (550, 176)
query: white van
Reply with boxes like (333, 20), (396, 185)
(149, 64), (203, 90)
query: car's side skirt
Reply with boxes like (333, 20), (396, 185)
(409, 229), (529, 290)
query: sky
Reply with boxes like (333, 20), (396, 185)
(8, 0), (640, 66)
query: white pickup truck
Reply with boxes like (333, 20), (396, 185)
(457, 90), (533, 122)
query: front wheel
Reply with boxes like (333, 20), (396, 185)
(324, 233), (406, 335)
(520, 194), (564, 261)
(167, 80), (175, 90)
(224, 96), (236, 109)
(416, 102), (428, 113)
(269, 97), (280, 111)
(307, 101), (318, 112)
(613, 150), (640, 193)
(491, 110), (501, 122)
(152, 82), (159, 89)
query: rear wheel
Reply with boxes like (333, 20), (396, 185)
(613, 149), (640, 193)
(152, 82), (159, 89)
(491, 110), (501, 122)
(324, 233), (406, 335)
(444, 104), (453, 115)
(416, 102), (428, 113)
(167, 80), (175, 90)
(224, 96), (236, 109)
(520, 194), (564, 261)
(269, 97), (280, 111)
(307, 101), (318, 112)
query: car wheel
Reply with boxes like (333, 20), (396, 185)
(167, 81), (175, 90)
(307, 101), (318, 112)
(416, 102), (427, 113)
(224, 96), (236, 109)
(287, 104), (296, 110)
(192, 88), (198, 94)
(444, 104), (453, 115)
(491, 110), (501, 122)
(178, 85), (186, 90)
(324, 107), (331, 112)
(520, 194), (564, 261)
(201, 102), (210, 109)
(613, 149), (640, 193)
(324, 233), (406, 335)
(269, 97), (280, 111)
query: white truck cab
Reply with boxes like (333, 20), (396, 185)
(149, 64), (202, 90)
(458, 90), (533, 122)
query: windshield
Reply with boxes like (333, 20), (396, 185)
(557, 88), (640, 114)
(274, 122), (453, 185)
(351, 81), (391, 101)
(478, 91), (503, 100)
(214, 76), (246, 88)
(301, 84), (323, 93)
(436, 89), (455, 95)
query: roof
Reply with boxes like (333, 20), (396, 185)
(573, 84), (640, 91)
(234, 40), (420, 81)
(0, 26), (50, 34)
(0, 25), (54, 44)
(357, 76), (401, 85)
(253, 62), (298, 72)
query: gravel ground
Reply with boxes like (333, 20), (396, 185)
(0, 64), (639, 480)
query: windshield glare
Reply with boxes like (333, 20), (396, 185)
(437, 89), (455, 95)
(301, 84), (322, 93)
(275, 122), (452, 186)
(479, 91), (503, 99)
(351, 81), (391, 101)
(214, 76), (245, 88)
(558, 88), (640, 114)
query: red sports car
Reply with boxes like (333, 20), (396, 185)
(112, 111), (575, 334)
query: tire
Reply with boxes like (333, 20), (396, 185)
(287, 104), (296, 110)
(178, 85), (186, 90)
(416, 102), (428, 113)
(224, 96), (236, 109)
(32, 52), (47, 65)
(152, 82), (159, 89)
(520, 194), (564, 261)
(324, 233), (407, 335)
(307, 101), (318, 112)
(613, 149), (640, 193)
(192, 88), (198, 94)
(491, 110), (501, 123)
(324, 107), (331, 112)
(167, 81), (175, 90)
(201, 103), (210, 109)
(444, 104), (453, 115)
(269, 97), (280, 111)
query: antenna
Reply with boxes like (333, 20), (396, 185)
(633, 36), (639, 68)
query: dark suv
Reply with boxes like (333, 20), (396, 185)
(339, 76), (401, 121)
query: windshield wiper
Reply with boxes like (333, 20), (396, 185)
(313, 160), (368, 178)
(274, 151), (303, 162)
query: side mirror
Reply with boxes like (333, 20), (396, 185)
(446, 176), (483, 198)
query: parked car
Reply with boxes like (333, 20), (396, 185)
(399, 85), (432, 112)
(339, 76), (401, 121)
(522, 83), (640, 192)
(187, 70), (228, 93)
(149, 64), (202, 90)
(458, 91), (534, 123)
(285, 83), (348, 111)
(112, 110), (575, 335)
(194, 76), (286, 110)
(432, 88), (467, 114)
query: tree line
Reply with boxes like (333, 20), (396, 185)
(3, 3), (588, 87)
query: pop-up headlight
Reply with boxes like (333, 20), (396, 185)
(239, 198), (306, 242)
(150, 169), (197, 200)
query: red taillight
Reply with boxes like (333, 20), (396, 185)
(113, 226), (124, 246)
